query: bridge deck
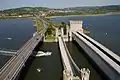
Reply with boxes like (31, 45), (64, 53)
(72, 31), (120, 80)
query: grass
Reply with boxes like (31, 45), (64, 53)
(83, 28), (90, 34)
(35, 19), (44, 33)
(45, 35), (56, 42)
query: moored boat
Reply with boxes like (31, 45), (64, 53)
(36, 51), (52, 57)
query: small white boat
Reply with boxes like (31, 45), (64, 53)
(37, 68), (41, 72)
(6, 38), (12, 40)
(36, 51), (52, 57)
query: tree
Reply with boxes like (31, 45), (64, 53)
(60, 22), (67, 35)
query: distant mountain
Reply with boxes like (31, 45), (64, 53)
(0, 7), (51, 14)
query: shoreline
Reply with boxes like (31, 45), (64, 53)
(46, 13), (120, 18)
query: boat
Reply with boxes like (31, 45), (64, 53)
(36, 51), (52, 57)
(6, 38), (12, 40)
(37, 68), (41, 72)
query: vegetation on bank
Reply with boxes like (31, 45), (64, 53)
(44, 18), (68, 41)
(0, 7), (49, 15)
(34, 18), (56, 41)
(44, 18), (60, 41)
(46, 18), (90, 35)
(35, 19), (44, 33)
(45, 22), (56, 40)
(46, 12), (105, 17)
(83, 28), (90, 34)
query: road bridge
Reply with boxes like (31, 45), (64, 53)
(0, 17), (49, 80)
(72, 31), (120, 80)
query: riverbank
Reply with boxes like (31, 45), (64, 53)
(44, 35), (56, 42)
(46, 14), (104, 18)
(46, 12), (120, 18)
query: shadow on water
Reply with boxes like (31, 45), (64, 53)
(18, 42), (63, 80)
(66, 40), (110, 80)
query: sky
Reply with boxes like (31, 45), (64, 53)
(0, 0), (120, 10)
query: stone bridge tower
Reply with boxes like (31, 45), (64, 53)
(69, 20), (83, 41)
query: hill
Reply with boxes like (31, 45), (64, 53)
(0, 7), (50, 15)
(0, 5), (120, 16)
